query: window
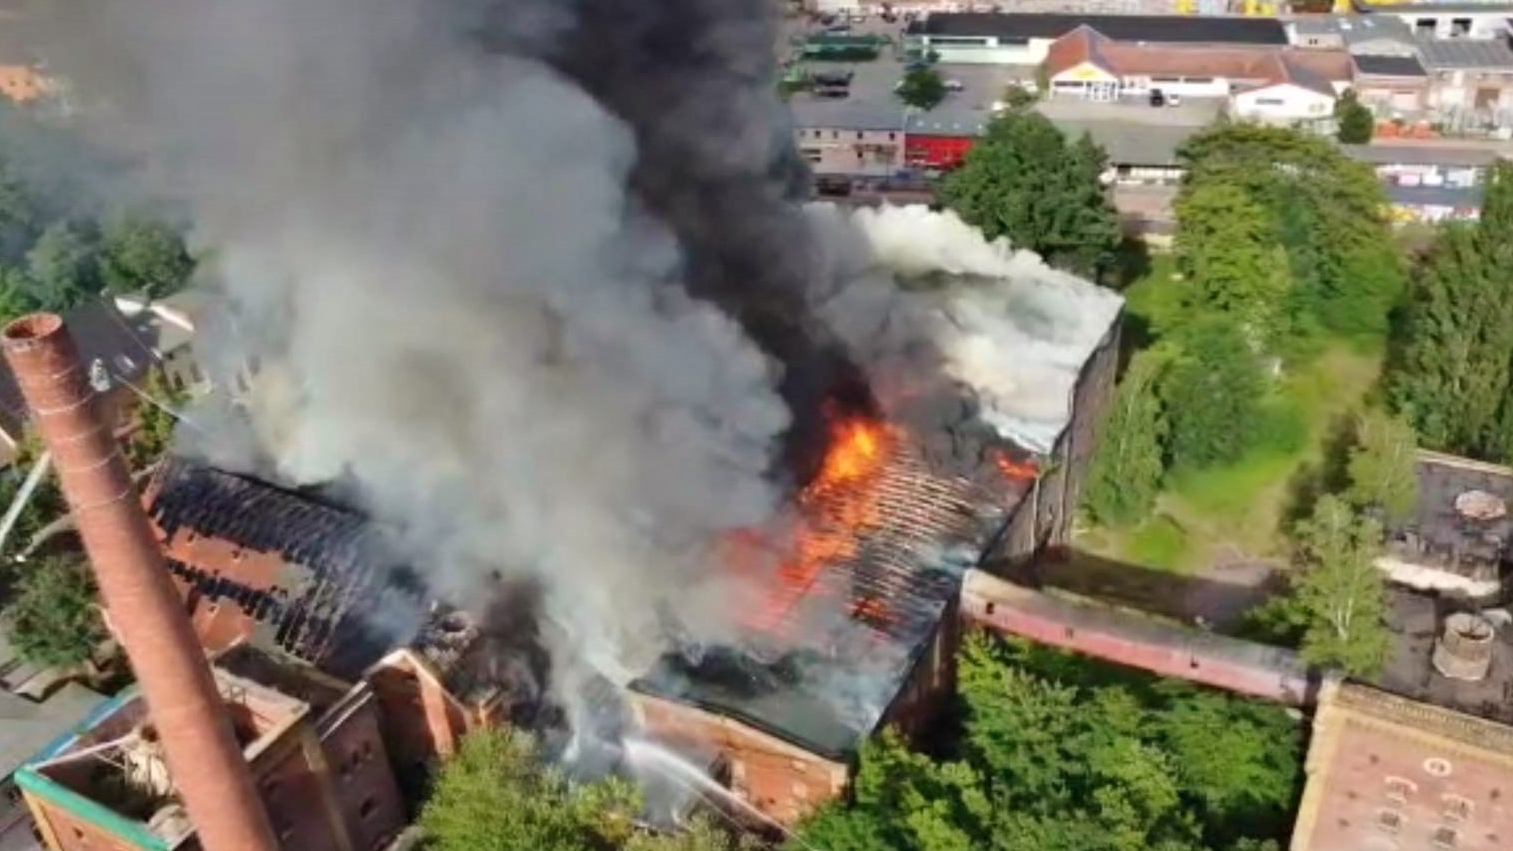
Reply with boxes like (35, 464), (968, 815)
(1442, 794), (1472, 821)
(1255, 98), (1285, 106)
(1386, 776), (1418, 803)
(855, 131), (863, 139)
(831, 131), (838, 139)
(1377, 809), (1404, 833)
(888, 132), (896, 140)
(1425, 758), (1454, 778)
(1433, 826), (1458, 849)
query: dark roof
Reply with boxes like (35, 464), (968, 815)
(146, 457), (427, 679)
(1379, 589), (1513, 726)
(907, 12), (1289, 46)
(0, 297), (159, 441)
(1353, 53), (1427, 77)
(630, 438), (1024, 760)
(1380, 452), (1513, 576)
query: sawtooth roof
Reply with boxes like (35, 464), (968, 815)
(145, 457), (426, 680)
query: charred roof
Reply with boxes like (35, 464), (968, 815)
(629, 434), (1025, 760)
(145, 457), (426, 679)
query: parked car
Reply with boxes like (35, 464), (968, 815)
(1149, 89), (1166, 107)
(1166, 93), (1183, 107)
(945, 79), (965, 92)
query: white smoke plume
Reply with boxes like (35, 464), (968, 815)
(812, 204), (1124, 455)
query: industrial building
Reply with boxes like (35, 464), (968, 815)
(12, 646), (405, 851)
(903, 13), (1289, 65)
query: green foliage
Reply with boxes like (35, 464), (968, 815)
(1174, 183), (1291, 343)
(1289, 496), (1390, 678)
(1161, 318), (1263, 470)
(0, 432), (64, 560)
(896, 68), (946, 110)
(420, 729), (746, 851)
(1002, 84), (1038, 110)
(1127, 515), (1189, 570)
(1084, 349), (1168, 526)
(1344, 410), (1418, 523)
(1389, 166), (1513, 462)
(125, 367), (189, 471)
(939, 112), (1121, 279)
(3, 555), (104, 668)
(1174, 125), (1404, 354)
(99, 214), (196, 299)
(1333, 90), (1374, 144)
(793, 634), (1303, 851)
(26, 221), (101, 312)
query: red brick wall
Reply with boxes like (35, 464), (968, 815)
(320, 695), (406, 851)
(630, 695), (849, 827)
(253, 739), (345, 851)
(1300, 719), (1513, 851)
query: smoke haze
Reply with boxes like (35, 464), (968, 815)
(33, 0), (1121, 710)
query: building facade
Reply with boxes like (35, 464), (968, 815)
(1291, 679), (1513, 851)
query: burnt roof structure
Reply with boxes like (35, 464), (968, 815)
(629, 435), (1026, 760)
(145, 457), (426, 679)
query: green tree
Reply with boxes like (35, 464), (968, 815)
(1333, 90), (1375, 144)
(1161, 318), (1263, 470)
(26, 220), (100, 312)
(1390, 164), (1513, 460)
(1290, 495), (1390, 678)
(1177, 125), (1403, 349)
(125, 367), (188, 470)
(421, 728), (746, 851)
(939, 111), (1121, 279)
(1345, 410), (1419, 523)
(420, 728), (640, 851)
(1084, 348), (1168, 526)
(896, 68), (946, 110)
(1001, 84), (1037, 110)
(1173, 183), (1292, 343)
(98, 214), (196, 300)
(3, 555), (104, 668)
(0, 432), (65, 560)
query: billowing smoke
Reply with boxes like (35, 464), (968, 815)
(33, 0), (1121, 729)
(38, 0), (813, 680)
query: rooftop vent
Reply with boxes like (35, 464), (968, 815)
(1455, 489), (1507, 521)
(1432, 612), (1496, 682)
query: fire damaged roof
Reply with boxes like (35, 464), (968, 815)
(145, 457), (426, 679)
(630, 434), (1026, 760)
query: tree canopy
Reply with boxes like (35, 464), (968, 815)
(793, 634), (1302, 851)
(420, 728), (752, 851)
(896, 68), (946, 110)
(1389, 162), (1513, 462)
(1174, 125), (1404, 354)
(1344, 410), (1419, 524)
(3, 554), (104, 668)
(1333, 90), (1374, 145)
(1084, 347), (1168, 526)
(939, 111), (1121, 279)
(1160, 318), (1263, 471)
(1287, 496), (1390, 678)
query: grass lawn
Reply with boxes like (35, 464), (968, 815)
(1078, 253), (1385, 574)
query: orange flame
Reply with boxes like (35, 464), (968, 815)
(994, 453), (1039, 482)
(742, 416), (895, 634)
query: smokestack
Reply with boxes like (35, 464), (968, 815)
(1, 314), (279, 851)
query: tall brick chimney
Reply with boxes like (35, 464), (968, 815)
(2, 314), (280, 851)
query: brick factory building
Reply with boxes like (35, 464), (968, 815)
(1291, 680), (1513, 851)
(13, 648), (405, 851)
